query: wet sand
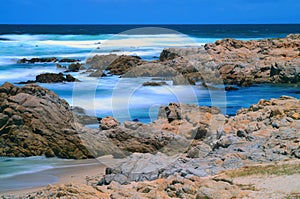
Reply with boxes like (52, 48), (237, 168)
(0, 159), (106, 196)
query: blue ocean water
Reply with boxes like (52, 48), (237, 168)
(0, 25), (299, 189)
(1, 25), (299, 121)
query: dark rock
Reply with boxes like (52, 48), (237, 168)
(65, 74), (80, 82)
(59, 58), (80, 63)
(17, 73), (79, 84)
(142, 81), (167, 86)
(163, 103), (182, 122)
(225, 86), (239, 91)
(36, 73), (65, 83)
(17, 57), (58, 64)
(107, 55), (145, 75)
(236, 129), (248, 138)
(160, 49), (181, 61)
(66, 63), (83, 72)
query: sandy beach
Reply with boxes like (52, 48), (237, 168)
(0, 159), (106, 196)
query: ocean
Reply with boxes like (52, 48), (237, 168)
(0, 24), (300, 191)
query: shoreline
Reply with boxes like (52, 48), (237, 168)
(0, 159), (106, 196)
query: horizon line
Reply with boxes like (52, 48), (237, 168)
(0, 23), (300, 26)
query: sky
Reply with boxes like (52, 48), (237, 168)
(0, 0), (299, 24)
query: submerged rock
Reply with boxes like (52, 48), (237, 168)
(142, 81), (168, 86)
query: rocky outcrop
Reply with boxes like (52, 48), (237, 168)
(17, 73), (80, 84)
(99, 96), (300, 185)
(17, 176), (249, 199)
(106, 55), (146, 75)
(17, 57), (80, 64)
(99, 117), (190, 155)
(86, 35), (300, 85)
(0, 82), (92, 158)
(160, 34), (300, 86)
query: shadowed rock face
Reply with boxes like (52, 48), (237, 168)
(106, 55), (146, 75)
(0, 82), (92, 159)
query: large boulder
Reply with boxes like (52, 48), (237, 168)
(86, 54), (119, 70)
(106, 55), (146, 75)
(0, 82), (91, 158)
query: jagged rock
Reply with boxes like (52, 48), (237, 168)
(0, 82), (92, 159)
(100, 116), (120, 130)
